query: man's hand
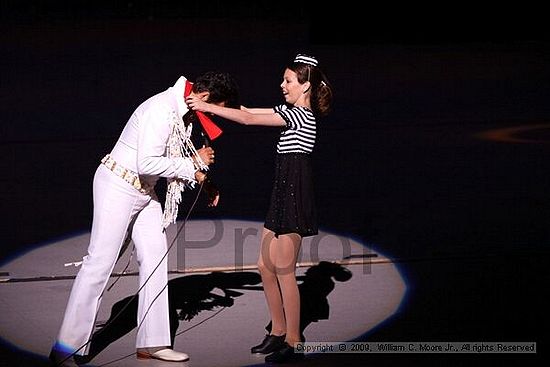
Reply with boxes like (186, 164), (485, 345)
(193, 172), (220, 207)
(197, 146), (215, 166)
(194, 170), (207, 183)
(204, 180), (220, 207)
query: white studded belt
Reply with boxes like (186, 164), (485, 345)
(101, 154), (151, 194)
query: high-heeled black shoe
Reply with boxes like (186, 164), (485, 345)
(251, 334), (286, 354)
(265, 342), (304, 363)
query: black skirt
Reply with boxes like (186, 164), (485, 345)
(265, 153), (318, 237)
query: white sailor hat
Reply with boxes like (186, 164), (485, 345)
(294, 54), (318, 66)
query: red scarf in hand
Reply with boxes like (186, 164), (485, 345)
(184, 80), (223, 141)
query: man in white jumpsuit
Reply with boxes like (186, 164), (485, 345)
(49, 72), (239, 366)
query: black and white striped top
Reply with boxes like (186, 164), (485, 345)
(274, 104), (316, 154)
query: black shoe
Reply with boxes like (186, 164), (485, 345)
(73, 354), (91, 365)
(251, 334), (286, 354)
(49, 350), (79, 367)
(265, 342), (304, 363)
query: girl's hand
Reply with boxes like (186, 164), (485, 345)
(186, 95), (208, 112)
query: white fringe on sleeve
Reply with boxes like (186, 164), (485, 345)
(162, 111), (208, 229)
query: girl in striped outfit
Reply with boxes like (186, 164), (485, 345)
(186, 53), (333, 363)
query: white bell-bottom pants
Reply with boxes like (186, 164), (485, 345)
(55, 164), (171, 355)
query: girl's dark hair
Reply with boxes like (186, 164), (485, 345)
(288, 62), (333, 117)
(193, 71), (240, 109)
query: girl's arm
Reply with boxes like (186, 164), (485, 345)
(240, 106), (276, 114)
(186, 96), (285, 127)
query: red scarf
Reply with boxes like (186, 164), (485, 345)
(184, 80), (223, 141)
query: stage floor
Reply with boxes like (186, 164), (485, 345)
(0, 220), (406, 366)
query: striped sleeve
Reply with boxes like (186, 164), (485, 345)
(273, 104), (286, 113)
(274, 106), (317, 154)
(275, 105), (313, 130)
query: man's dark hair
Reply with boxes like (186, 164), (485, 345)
(193, 71), (239, 109)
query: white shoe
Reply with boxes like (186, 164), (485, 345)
(137, 348), (189, 362)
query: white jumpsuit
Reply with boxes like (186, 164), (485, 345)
(53, 76), (197, 355)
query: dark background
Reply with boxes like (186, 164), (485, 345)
(1, 1), (548, 366)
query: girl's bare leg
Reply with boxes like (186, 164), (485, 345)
(257, 228), (286, 335)
(273, 233), (302, 345)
